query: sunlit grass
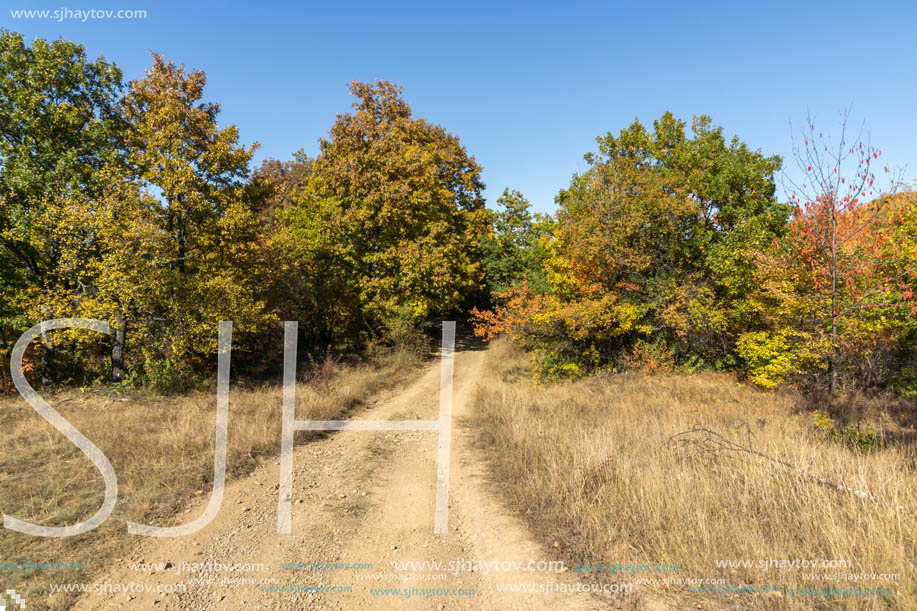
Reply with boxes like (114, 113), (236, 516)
(471, 338), (917, 610)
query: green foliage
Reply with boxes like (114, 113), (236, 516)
(532, 348), (584, 383)
(811, 410), (881, 453)
(142, 358), (188, 393)
(282, 80), (489, 345)
(478, 189), (553, 299)
(0, 29), (123, 241)
(0, 29), (124, 382)
(674, 354), (707, 375)
(476, 112), (789, 376)
(893, 367), (917, 398)
(735, 329), (826, 389)
(376, 305), (432, 356)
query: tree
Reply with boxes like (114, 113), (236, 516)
(249, 152), (314, 227)
(284, 80), (489, 345)
(238, 153), (333, 359)
(0, 29), (123, 383)
(755, 113), (915, 392)
(118, 54), (271, 371)
(477, 188), (553, 300)
(35, 169), (160, 382)
(475, 113), (788, 377)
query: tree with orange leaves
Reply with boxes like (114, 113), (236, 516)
(773, 112), (915, 392)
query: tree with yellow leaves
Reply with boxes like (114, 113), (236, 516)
(115, 54), (273, 375)
(284, 80), (489, 347)
(0, 30), (124, 384)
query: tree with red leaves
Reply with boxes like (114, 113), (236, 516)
(781, 112), (915, 392)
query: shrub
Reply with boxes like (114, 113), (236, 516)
(736, 329), (825, 389)
(811, 410), (881, 453)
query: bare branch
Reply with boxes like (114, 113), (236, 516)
(669, 423), (913, 513)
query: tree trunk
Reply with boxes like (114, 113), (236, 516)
(0, 332), (9, 390)
(829, 203), (838, 395)
(40, 324), (56, 387)
(112, 308), (127, 382)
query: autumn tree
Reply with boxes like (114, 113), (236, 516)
(0, 30), (124, 383)
(249, 152), (314, 227)
(0, 205), (26, 390)
(744, 114), (915, 392)
(36, 170), (160, 382)
(284, 80), (489, 347)
(475, 113), (788, 377)
(118, 54), (271, 374)
(234, 153), (327, 359)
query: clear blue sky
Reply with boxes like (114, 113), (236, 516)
(5, 0), (917, 212)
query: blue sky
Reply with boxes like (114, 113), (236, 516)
(5, 0), (917, 212)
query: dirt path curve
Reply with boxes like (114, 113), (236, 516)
(76, 340), (608, 610)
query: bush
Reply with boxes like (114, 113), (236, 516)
(811, 410), (881, 453)
(893, 367), (917, 398)
(532, 348), (583, 382)
(143, 357), (189, 393)
(736, 329), (825, 389)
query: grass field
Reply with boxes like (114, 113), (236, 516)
(0, 349), (424, 611)
(470, 338), (917, 610)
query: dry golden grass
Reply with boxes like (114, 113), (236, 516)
(0, 349), (424, 611)
(470, 338), (917, 610)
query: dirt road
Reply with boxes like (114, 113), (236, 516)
(75, 342), (609, 610)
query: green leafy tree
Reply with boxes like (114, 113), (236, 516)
(241, 153), (339, 358)
(284, 80), (489, 345)
(0, 29), (123, 383)
(478, 188), (553, 300)
(475, 113), (788, 375)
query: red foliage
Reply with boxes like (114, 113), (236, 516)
(782, 117), (916, 324)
